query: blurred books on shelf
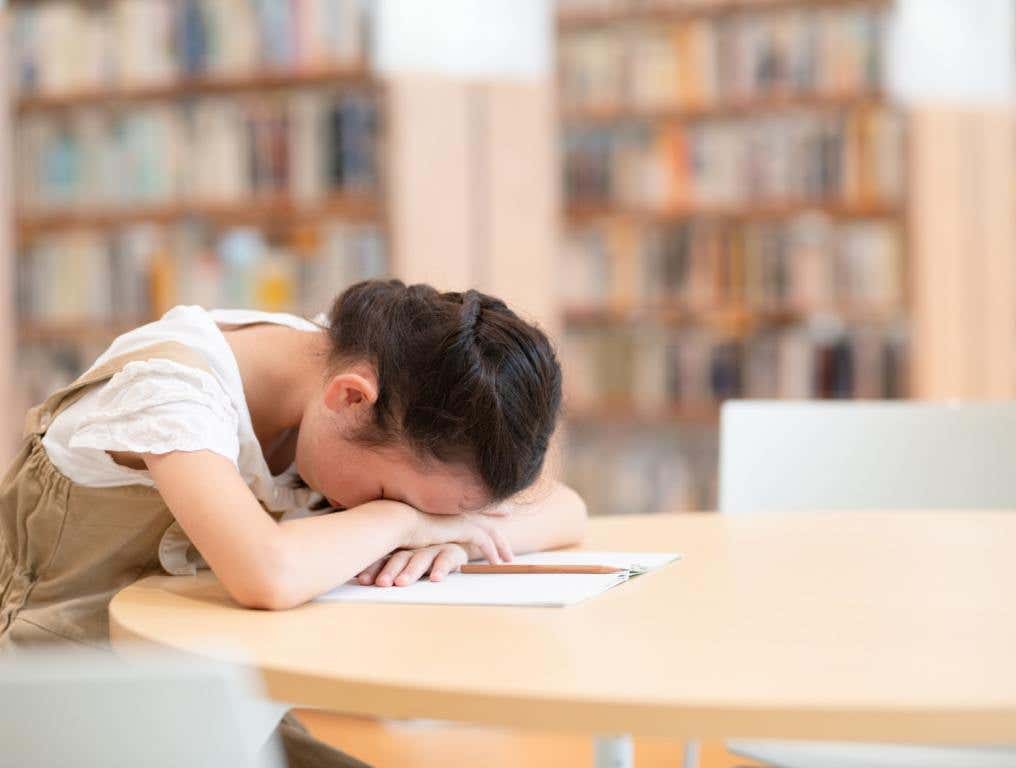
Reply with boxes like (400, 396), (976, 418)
(559, 1), (885, 111)
(555, 0), (908, 516)
(562, 108), (903, 210)
(562, 215), (902, 310)
(9, 0), (386, 409)
(563, 321), (907, 409)
(15, 90), (380, 217)
(11, 0), (371, 99)
(16, 221), (386, 403)
(565, 423), (708, 516)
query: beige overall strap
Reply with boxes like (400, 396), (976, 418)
(22, 341), (214, 439)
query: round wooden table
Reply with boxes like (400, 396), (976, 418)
(111, 511), (1016, 751)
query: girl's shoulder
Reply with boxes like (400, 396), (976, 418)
(91, 305), (324, 383)
(40, 306), (318, 498)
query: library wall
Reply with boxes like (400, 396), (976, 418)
(2, 0), (1013, 510)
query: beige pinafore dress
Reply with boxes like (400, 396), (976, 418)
(0, 341), (370, 768)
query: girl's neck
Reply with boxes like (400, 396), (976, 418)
(221, 323), (330, 466)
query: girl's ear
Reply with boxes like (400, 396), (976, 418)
(323, 365), (379, 415)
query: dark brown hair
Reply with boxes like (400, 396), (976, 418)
(325, 279), (562, 502)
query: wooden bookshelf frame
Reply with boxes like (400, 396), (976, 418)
(567, 401), (721, 426)
(561, 93), (888, 124)
(558, 0), (892, 30)
(562, 302), (903, 328)
(17, 319), (146, 345)
(15, 66), (380, 113)
(565, 201), (902, 225)
(15, 193), (383, 238)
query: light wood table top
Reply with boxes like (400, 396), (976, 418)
(110, 511), (1016, 742)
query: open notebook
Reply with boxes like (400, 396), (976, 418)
(315, 551), (680, 607)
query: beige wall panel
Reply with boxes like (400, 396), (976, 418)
(978, 112), (1016, 397)
(483, 82), (559, 335)
(386, 77), (474, 292)
(909, 108), (1016, 400)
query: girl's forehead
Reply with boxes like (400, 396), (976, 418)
(400, 458), (491, 515)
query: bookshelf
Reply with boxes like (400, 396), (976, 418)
(556, 0), (909, 514)
(9, 0), (388, 409)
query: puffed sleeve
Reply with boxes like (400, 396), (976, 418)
(69, 358), (240, 465)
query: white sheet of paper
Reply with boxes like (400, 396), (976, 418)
(315, 551), (680, 607)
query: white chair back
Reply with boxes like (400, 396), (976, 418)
(0, 648), (284, 768)
(719, 400), (1016, 514)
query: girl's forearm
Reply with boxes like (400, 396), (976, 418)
(269, 500), (414, 608)
(490, 482), (588, 556)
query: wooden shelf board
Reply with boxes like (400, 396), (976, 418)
(565, 201), (902, 224)
(18, 319), (150, 344)
(566, 401), (722, 425)
(15, 193), (382, 236)
(561, 93), (888, 124)
(563, 302), (902, 327)
(558, 0), (891, 30)
(16, 65), (379, 113)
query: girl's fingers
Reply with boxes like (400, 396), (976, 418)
(488, 525), (513, 563)
(395, 548), (438, 586)
(375, 550), (413, 587)
(472, 522), (512, 564)
(469, 528), (501, 565)
(357, 557), (387, 585)
(429, 546), (466, 582)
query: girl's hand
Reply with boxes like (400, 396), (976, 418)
(356, 543), (469, 587)
(402, 509), (513, 566)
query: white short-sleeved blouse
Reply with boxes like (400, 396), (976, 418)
(41, 305), (327, 573)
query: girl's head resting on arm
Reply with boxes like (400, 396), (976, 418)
(296, 279), (562, 516)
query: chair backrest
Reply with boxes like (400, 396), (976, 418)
(0, 649), (283, 768)
(719, 400), (1016, 514)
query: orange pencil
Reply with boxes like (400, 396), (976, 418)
(459, 564), (625, 575)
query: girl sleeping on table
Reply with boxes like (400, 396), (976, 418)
(0, 278), (587, 767)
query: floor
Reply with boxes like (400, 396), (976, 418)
(295, 710), (763, 767)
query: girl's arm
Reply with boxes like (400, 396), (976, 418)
(488, 481), (588, 554)
(356, 481), (589, 587)
(144, 450), (511, 610)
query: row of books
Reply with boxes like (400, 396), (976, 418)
(564, 424), (715, 515)
(561, 216), (901, 309)
(16, 220), (386, 323)
(563, 107), (902, 207)
(12, 0), (371, 97)
(560, 5), (884, 109)
(16, 91), (379, 213)
(563, 322), (907, 409)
